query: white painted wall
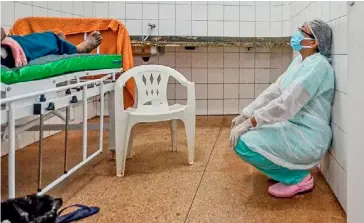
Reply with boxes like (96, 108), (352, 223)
(347, 2), (364, 222)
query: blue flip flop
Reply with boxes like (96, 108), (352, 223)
(56, 204), (100, 223)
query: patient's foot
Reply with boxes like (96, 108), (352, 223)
(76, 31), (102, 53)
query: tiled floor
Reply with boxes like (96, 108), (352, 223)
(1, 116), (346, 222)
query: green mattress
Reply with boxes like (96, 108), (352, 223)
(1, 54), (122, 85)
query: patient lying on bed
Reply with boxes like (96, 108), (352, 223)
(1, 27), (102, 68)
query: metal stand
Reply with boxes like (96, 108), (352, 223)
(82, 86), (88, 160)
(37, 114), (44, 192)
(64, 107), (70, 173)
(99, 83), (104, 152)
(8, 103), (16, 198)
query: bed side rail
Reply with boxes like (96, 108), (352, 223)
(1, 69), (120, 199)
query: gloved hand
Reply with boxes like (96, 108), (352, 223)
(231, 114), (248, 128)
(229, 119), (253, 148)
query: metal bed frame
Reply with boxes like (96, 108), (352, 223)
(1, 68), (121, 198)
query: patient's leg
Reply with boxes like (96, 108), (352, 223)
(76, 31), (102, 53)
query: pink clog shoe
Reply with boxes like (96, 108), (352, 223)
(268, 174), (314, 198)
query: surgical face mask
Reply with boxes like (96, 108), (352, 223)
(290, 31), (314, 51)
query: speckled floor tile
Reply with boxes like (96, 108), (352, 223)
(58, 175), (117, 223)
(131, 116), (223, 136)
(205, 126), (250, 172)
(89, 117), (223, 176)
(1, 116), (346, 223)
(1, 117), (222, 195)
(185, 171), (346, 223)
(222, 116), (235, 127)
(121, 131), (218, 174)
(1, 129), (107, 199)
(70, 172), (203, 223)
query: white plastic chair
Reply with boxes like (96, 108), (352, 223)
(113, 65), (196, 177)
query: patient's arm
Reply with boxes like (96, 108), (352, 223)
(1, 27), (6, 41)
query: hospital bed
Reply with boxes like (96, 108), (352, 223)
(1, 51), (123, 199)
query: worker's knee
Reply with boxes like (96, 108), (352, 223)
(235, 140), (257, 162)
(234, 140), (272, 168)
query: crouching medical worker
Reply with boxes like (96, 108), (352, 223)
(230, 19), (334, 198)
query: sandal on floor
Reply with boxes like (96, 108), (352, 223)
(56, 204), (100, 223)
